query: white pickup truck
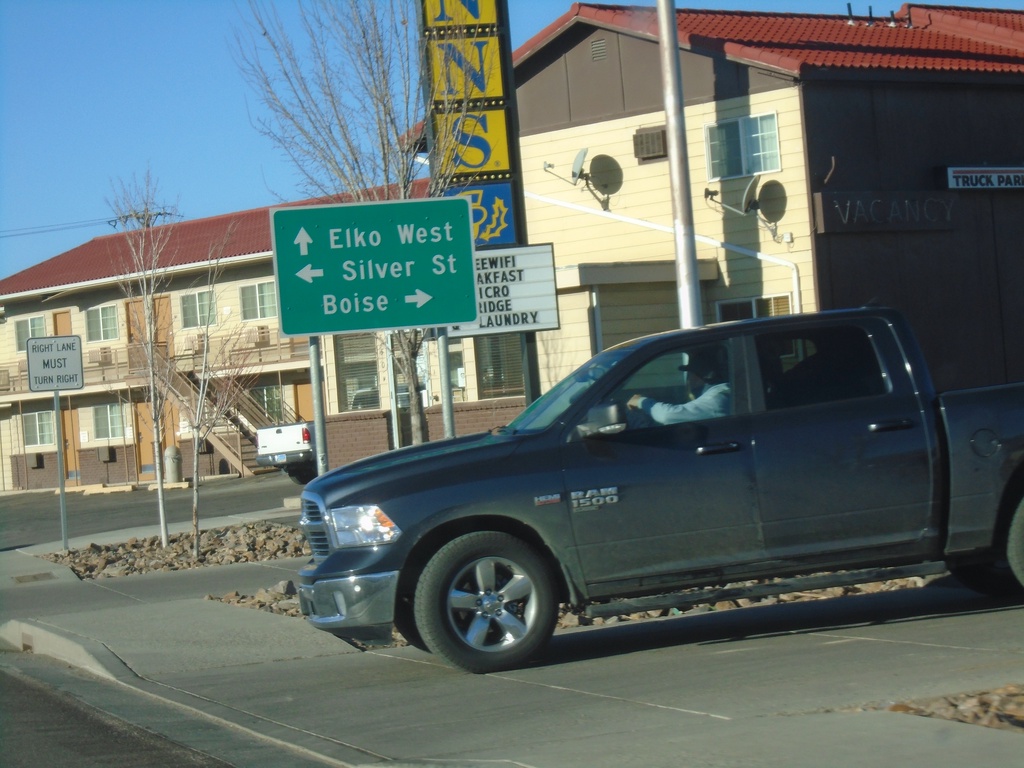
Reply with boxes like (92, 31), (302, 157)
(255, 421), (317, 484)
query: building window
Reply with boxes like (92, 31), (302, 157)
(250, 386), (283, 422)
(240, 282), (277, 321)
(705, 113), (780, 180)
(474, 334), (524, 399)
(716, 295), (791, 322)
(93, 403), (124, 440)
(86, 305), (119, 342)
(181, 290), (216, 329)
(15, 316), (45, 351)
(335, 334), (380, 410)
(24, 411), (55, 447)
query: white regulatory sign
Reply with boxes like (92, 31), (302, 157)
(450, 244), (559, 338)
(26, 335), (84, 392)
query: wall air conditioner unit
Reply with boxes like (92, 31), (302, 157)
(255, 325), (271, 348)
(88, 347), (113, 365)
(97, 446), (116, 463)
(29, 452), (44, 469)
(633, 126), (668, 162)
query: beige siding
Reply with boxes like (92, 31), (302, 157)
(536, 289), (594, 389)
(522, 86), (817, 324)
(597, 283), (679, 349)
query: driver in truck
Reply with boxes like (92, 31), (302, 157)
(627, 347), (731, 423)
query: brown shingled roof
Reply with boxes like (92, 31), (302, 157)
(516, 3), (1024, 76)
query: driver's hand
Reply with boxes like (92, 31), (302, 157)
(627, 394), (644, 410)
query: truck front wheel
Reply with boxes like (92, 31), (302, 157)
(414, 532), (557, 673)
(1007, 497), (1024, 590)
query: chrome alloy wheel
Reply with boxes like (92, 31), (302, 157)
(444, 556), (538, 652)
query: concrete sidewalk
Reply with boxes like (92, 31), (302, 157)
(0, 507), (371, 766)
(0, 507), (351, 683)
(2, 510), (1022, 768)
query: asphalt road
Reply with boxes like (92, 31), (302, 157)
(0, 661), (233, 768)
(0, 472), (301, 551)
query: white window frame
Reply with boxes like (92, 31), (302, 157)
(24, 411), (55, 447)
(705, 112), (781, 181)
(86, 305), (119, 342)
(240, 282), (277, 321)
(15, 316), (45, 352)
(250, 385), (283, 422)
(93, 403), (125, 440)
(716, 294), (791, 322)
(181, 290), (217, 330)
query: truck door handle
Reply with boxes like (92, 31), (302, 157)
(868, 419), (914, 433)
(696, 441), (741, 455)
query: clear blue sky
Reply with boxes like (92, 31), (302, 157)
(1, 0), (1019, 280)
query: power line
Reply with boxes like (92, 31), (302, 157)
(0, 218), (114, 239)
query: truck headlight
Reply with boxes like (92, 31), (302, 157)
(326, 505), (401, 548)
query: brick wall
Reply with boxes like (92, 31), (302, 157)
(425, 397), (526, 439)
(324, 410), (393, 469)
(77, 445), (137, 486)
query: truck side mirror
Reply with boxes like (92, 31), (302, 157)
(576, 402), (628, 439)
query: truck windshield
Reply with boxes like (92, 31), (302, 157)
(503, 346), (635, 434)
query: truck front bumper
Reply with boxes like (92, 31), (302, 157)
(298, 569), (398, 645)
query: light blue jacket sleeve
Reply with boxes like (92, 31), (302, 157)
(639, 383), (731, 424)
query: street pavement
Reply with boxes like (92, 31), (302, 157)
(1, 491), (1022, 767)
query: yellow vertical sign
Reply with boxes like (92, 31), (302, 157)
(422, 0), (511, 180)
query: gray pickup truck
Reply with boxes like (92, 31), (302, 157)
(296, 308), (1024, 672)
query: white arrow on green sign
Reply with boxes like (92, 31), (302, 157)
(270, 198), (478, 335)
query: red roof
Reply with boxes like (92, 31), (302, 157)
(516, 3), (1024, 76)
(0, 183), (429, 299)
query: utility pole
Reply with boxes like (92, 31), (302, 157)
(657, 0), (702, 329)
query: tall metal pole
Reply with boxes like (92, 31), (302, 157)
(437, 328), (455, 437)
(54, 391), (69, 551)
(308, 336), (329, 476)
(657, 0), (702, 329)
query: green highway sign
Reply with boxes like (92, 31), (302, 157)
(270, 198), (478, 335)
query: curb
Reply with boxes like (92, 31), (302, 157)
(0, 618), (134, 682)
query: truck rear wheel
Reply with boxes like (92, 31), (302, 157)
(285, 466), (316, 485)
(414, 532), (557, 673)
(952, 497), (1024, 597)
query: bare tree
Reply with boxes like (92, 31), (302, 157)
(171, 249), (262, 558)
(109, 171), (178, 547)
(235, 0), (477, 444)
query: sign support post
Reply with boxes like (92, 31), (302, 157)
(26, 335), (84, 551)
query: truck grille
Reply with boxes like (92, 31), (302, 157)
(300, 497), (331, 558)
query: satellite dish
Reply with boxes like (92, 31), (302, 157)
(571, 148), (589, 186)
(741, 175), (760, 213)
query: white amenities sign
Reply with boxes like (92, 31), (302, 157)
(26, 335), (84, 392)
(450, 244), (559, 337)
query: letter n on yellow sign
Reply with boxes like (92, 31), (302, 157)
(428, 36), (504, 102)
(423, 0), (497, 28)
